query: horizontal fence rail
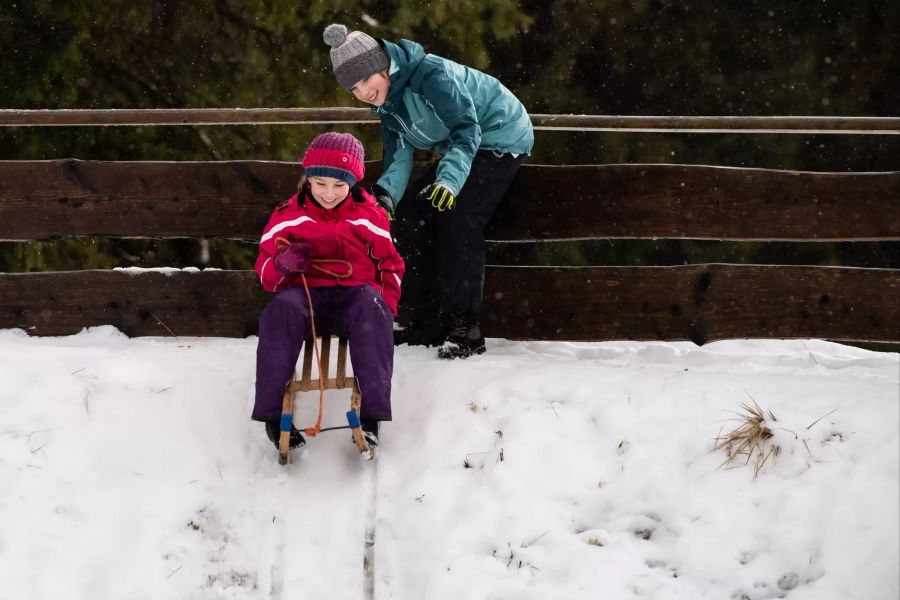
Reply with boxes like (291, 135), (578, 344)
(0, 266), (896, 342)
(2, 110), (898, 343)
(1, 109), (899, 134)
(1, 160), (897, 242)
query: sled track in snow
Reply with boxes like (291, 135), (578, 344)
(363, 458), (378, 600)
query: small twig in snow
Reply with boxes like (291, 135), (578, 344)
(521, 530), (549, 548)
(773, 426), (799, 439)
(71, 367), (87, 375)
(548, 401), (560, 420)
(149, 312), (180, 341)
(165, 564), (183, 579)
(464, 450), (492, 468)
(154, 387), (172, 395)
(821, 440), (846, 458)
(802, 439), (815, 457)
(806, 407), (839, 430)
(25, 429), (51, 441)
(465, 450), (493, 458)
(801, 341), (820, 366)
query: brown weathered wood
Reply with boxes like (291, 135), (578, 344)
(0, 160), (298, 240)
(320, 336), (331, 386)
(0, 270), (267, 337)
(528, 114), (900, 134)
(495, 164), (900, 241)
(483, 264), (900, 344)
(1, 161), (897, 241)
(1, 267), (896, 342)
(300, 337), (313, 386)
(336, 338), (348, 388)
(278, 383), (294, 465)
(1, 109), (897, 133)
(349, 380), (370, 456)
(0, 107), (377, 127)
(294, 376), (355, 392)
(293, 337), (355, 392)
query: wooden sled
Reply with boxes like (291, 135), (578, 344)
(278, 336), (371, 465)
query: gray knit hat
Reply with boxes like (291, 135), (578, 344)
(323, 23), (390, 90)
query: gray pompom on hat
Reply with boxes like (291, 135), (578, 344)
(323, 23), (390, 90)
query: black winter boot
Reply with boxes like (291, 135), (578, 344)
(265, 419), (306, 451)
(438, 312), (486, 359)
(360, 417), (379, 448)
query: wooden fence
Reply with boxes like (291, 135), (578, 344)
(1, 111), (898, 344)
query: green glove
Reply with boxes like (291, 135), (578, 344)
(419, 183), (456, 212)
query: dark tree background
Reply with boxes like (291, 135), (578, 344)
(1, 0), (897, 271)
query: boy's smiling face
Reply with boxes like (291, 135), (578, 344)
(351, 71), (390, 107)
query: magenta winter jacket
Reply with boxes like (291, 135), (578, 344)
(255, 186), (405, 315)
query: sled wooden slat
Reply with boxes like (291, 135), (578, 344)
(336, 338), (349, 388)
(319, 336), (332, 388)
(292, 336), (357, 392)
(300, 339), (314, 386)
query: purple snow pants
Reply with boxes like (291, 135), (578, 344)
(252, 285), (394, 422)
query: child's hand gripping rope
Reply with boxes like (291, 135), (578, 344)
(273, 241), (312, 275)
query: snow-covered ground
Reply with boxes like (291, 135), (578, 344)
(0, 327), (897, 600)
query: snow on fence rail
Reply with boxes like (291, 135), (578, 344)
(0, 113), (898, 343)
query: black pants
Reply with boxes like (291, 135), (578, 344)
(394, 150), (525, 318)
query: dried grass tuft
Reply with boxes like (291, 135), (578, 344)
(714, 399), (780, 478)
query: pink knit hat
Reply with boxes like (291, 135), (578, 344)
(301, 132), (365, 186)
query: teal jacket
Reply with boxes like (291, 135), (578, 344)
(373, 39), (534, 205)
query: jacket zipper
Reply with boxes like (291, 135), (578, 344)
(376, 105), (425, 148)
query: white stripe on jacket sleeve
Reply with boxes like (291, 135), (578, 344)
(260, 216), (316, 244)
(259, 256), (286, 290)
(346, 218), (391, 241)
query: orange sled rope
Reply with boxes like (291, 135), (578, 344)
(274, 237), (354, 448)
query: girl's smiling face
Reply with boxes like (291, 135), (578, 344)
(351, 71), (390, 107)
(308, 176), (350, 209)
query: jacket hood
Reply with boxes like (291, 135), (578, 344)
(379, 39), (426, 103)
